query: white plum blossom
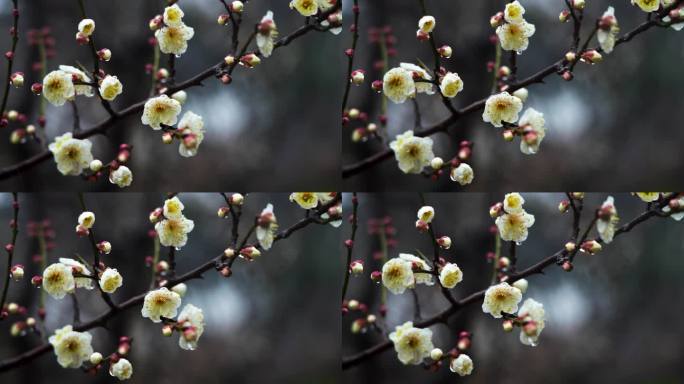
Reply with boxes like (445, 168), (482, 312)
(42, 263), (75, 299)
(177, 111), (205, 158)
(163, 196), (185, 219)
(381, 257), (414, 294)
(635, 192), (660, 202)
(439, 263), (463, 289)
(177, 304), (205, 350)
(99, 75), (123, 101)
(383, 67), (416, 104)
(450, 354), (474, 376)
(597, 7), (620, 54)
(156, 216), (195, 248)
(141, 94), (182, 130)
(518, 298), (546, 346)
(389, 321), (434, 365)
(110, 358), (133, 380)
(662, 195), (684, 220)
(400, 63), (434, 95)
(482, 282), (523, 318)
(504, 1), (525, 24)
(389, 130), (434, 174)
(78, 19), (95, 36)
(439, 72), (463, 98)
(48, 325), (93, 368)
(418, 15), (436, 33)
(512, 278), (528, 294)
(109, 166), (133, 188)
(42, 70), (75, 106)
(417, 206), (435, 223)
(450, 163), (474, 186)
(78, 211), (95, 229)
(518, 108), (546, 155)
(399, 253), (433, 286)
(99, 268), (123, 294)
(48, 133), (93, 176)
(631, 0), (660, 12)
(482, 91), (523, 127)
(59, 258), (94, 290)
(163, 4), (184, 27)
(597, 196), (619, 244)
(503, 192), (525, 214)
(497, 20), (535, 53)
(256, 203), (278, 250)
(496, 210), (535, 243)
(155, 23), (194, 56)
(256, 11), (278, 58)
(141, 287), (182, 322)
(290, 0), (318, 16)
(59, 65), (95, 98)
(290, 192), (319, 209)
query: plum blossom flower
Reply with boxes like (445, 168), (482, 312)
(439, 72), (463, 98)
(518, 298), (546, 346)
(141, 287), (182, 322)
(256, 11), (278, 58)
(597, 196), (619, 243)
(663, 195), (684, 220)
(42, 263), (75, 299)
(78, 211), (95, 229)
(383, 67), (416, 104)
(418, 15), (436, 33)
(439, 263), (463, 289)
(48, 133), (93, 176)
(450, 354), (474, 376)
(632, 0), (660, 12)
(155, 216), (195, 248)
(177, 111), (205, 158)
(155, 23), (194, 56)
(141, 94), (181, 129)
(78, 19), (95, 36)
(399, 253), (433, 286)
(42, 70), (75, 106)
(256, 203), (278, 250)
(518, 108), (546, 155)
(389, 130), (434, 174)
(496, 20), (535, 53)
(450, 163), (474, 186)
(634, 192), (660, 202)
(99, 75), (123, 101)
(110, 358), (133, 380)
(482, 91), (523, 127)
(109, 166), (133, 188)
(99, 268), (123, 294)
(290, 192), (319, 209)
(290, 0), (318, 16)
(59, 258), (94, 290)
(417, 206), (435, 223)
(59, 65), (95, 97)
(163, 196), (185, 219)
(388, 321), (434, 365)
(400, 63), (434, 95)
(496, 210), (535, 243)
(482, 282), (522, 318)
(503, 192), (525, 214)
(163, 4), (184, 27)
(504, 1), (525, 24)
(48, 325), (93, 368)
(597, 7), (620, 54)
(177, 304), (205, 350)
(381, 258), (414, 294)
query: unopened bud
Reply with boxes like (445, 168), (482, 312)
(580, 240), (602, 254)
(10, 265), (23, 280)
(437, 236), (452, 249)
(230, 193), (244, 205)
(502, 319), (514, 332)
(558, 200), (570, 213)
(10, 72), (23, 87)
(97, 241), (111, 255)
(350, 260), (364, 275)
(430, 348), (444, 361)
(565, 242), (576, 252)
(350, 69), (365, 85)
(97, 48), (111, 61)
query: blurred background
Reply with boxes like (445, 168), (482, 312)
(342, 0), (684, 191)
(0, 0), (343, 191)
(342, 193), (684, 383)
(0, 193), (340, 383)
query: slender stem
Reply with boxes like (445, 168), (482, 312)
(341, 193), (358, 304)
(340, 0), (359, 115)
(0, 0), (19, 116)
(0, 193), (19, 314)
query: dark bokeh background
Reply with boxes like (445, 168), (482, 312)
(342, 1), (684, 191)
(0, 193), (339, 383)
(343, 193), (684, 383)
(0, 0), (342, 191)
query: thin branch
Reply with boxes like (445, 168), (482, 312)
(341, 193), (358, 304)
(340, 0), (359, 115)
(0, 0), (19, 115)
(0, 193), (19, 314)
